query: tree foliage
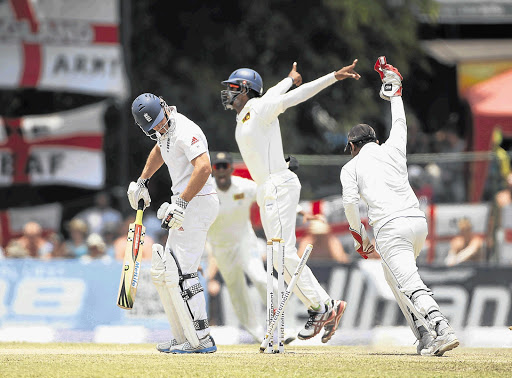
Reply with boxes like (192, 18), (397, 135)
(127, 0), (436, 192)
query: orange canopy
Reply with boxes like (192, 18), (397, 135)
(465, 69), (512, 202)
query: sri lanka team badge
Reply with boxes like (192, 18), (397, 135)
(242, 112), (250, 123)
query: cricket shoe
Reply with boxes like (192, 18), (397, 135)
(420, 322), (459, 357)
(171, 335), (217, 354)
(156, 339), (178, 353)
(416, 326), (435, 355)
(321, 300), (347, 343)
(297, 300), (342, 341)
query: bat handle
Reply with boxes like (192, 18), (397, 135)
(137, 199), (145, 210)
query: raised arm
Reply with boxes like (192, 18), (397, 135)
(281, 59), (360, 111)
(374, 56), (406, 155)
(387, 97), (407, 156)
(257, 60), (360, 124)
(264, 62), (301, 97)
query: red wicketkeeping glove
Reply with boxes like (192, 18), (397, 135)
(374, 56), (403, 100)
(349, 225), (375, 259)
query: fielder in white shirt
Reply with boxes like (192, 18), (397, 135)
(220, 60), (360, 342)
(340, 57), (459, 357)
(206, 151), (270, 342)
(128, 93), (219, 354)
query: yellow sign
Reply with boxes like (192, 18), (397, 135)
(458, 60), (512, 96)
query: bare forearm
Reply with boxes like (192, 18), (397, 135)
(456, 243), (481, 263)
(140, 145), (164, 179)
(180, 153), (212, 202)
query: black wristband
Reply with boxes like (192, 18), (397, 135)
(176, 196), (189, 209)
(137, 178), (150, 188)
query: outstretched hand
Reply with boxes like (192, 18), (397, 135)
(335, 59), (361, 81)
(288, 61), (303, 86)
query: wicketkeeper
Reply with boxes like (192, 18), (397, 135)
(340, 57), (459, 356)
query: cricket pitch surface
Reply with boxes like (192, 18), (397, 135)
(1, 343), (511, 377)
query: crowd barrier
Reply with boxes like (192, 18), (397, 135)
(1, 259), (510, 347)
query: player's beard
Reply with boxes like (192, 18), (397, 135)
(215, 175), (231, 191)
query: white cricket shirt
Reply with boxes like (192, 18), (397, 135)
(207, 175), (258, 247)
(340, 97), (425, 234)
(157, 110), (215, 196)
(235, 72), (338, 185)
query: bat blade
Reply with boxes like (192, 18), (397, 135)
(117, 200), (145, 310)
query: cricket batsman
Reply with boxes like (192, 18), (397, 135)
(128, 93), (219, 353)
(220, 60), (359, 342)
(340, 57), (459, 356)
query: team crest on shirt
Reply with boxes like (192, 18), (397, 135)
(242, 112), (250, 123)
(233, 193), (245, 200)
(191, 136), (199, 145)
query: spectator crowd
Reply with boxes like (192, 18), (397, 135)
(0, 191), (166, 262)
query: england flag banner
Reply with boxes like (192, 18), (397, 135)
(0, 0), (128, 98)
(0, 102), (106, 188)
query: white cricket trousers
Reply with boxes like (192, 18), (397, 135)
(257, 169), (330, 309)
(165, 193), (219, 339)
(211, 232), (267, 339)
(375, 216), (430, 296)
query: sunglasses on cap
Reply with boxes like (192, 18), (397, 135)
(213, 162), (231, 170)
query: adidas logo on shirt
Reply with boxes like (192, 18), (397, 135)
(191, 137), (199, 145)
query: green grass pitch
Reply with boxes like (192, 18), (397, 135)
(1, 343), (511, 377)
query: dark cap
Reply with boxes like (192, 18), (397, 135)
(211, 151), (233, 165)
(344, 124), (377, 152)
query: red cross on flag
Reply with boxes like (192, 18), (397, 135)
(0, 102), (106, 188)
(0, 0), (128, 98)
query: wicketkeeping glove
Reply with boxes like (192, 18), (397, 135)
(158, 197), (189, 230)
(349, 225), (374, 259)
(127, 178), (151, 210)
(374, 56), (402, 101)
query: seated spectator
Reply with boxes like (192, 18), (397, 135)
(81, 233), (112, 263)
(75, 191), (122, 235)
(65, 218), (89, 258)
(102, 221), (119, 258)
(486, 172), (512, 260)
(47, 232), (73, 259)
(297, 216), (350, 263)
(445, 218), (485, 266)
(5, 221), (52, 259)
(114, 216), (155, 261)
(5, 239), (29, 258)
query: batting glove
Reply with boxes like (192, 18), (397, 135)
(349, 225), (374, 259)
(374, 56), (403, 101)
(127, 178), (151, 210)
(159, 197), (188, 230)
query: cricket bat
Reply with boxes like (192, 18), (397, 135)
(117, 199), (146, 309)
